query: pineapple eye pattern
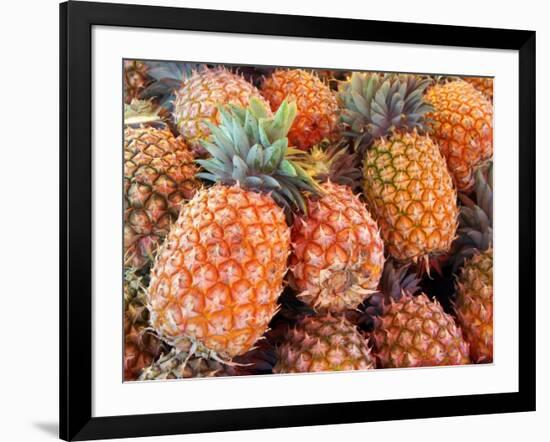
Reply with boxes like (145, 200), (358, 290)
(123, 61), (493, 381)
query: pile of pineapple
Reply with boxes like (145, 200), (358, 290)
(123, 60), (494, 381)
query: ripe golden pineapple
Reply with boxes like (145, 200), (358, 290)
(452, 162), (493, 363)
(363, 130), (458, 263)
(124, 271), (167, 381)
(290, 181), (384, 313)
(261, 69), (340, 151)
(373, 292), (470, 367)
(369, 262), (470, 368)
(173, 67), (270, 151)
(149, 185), (289, 358)
(455, 249), (493, 363)
(124, 125), (199, 269)
(147, 99), (319, 360)
(425, 80), (493, 192)
(274, 314), (375, 373)
(339, 73), (456, 265)
(464, 77), (493, 101)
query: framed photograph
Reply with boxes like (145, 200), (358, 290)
(60, 1), (536, 440)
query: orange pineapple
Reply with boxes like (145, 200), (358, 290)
(290, 181), (384, 313)
(363, 130), (458, 263)
(425, 80), (493, 191)
(455, 249), (493, 363)
(147, 99), (319, 360)
(275, 314), (375, 373)
(371, 262), (470, 368)
(452, 162), (493, 363)
(288, 140), (384, 312)
(124, 121), (199, 270)
(464, 77), (493, 101)
(339, 73), (457, 265)
(173, 67), (270, 152)
(374, 293), (470, 367)
(261, 69), (340, 151)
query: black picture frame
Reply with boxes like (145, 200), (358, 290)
(60, 1), (536, 440)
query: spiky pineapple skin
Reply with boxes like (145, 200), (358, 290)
(275, 315), (375, 373)
(464, 77), (493, 101)
(290, 182), (384, 313)
(124, 271), (166, 381)
(455, 249), (493, 363)
(425, 80), (493, 191)
(173, 68), (270, 150)
(261, 69), (340, 151)
(373, 293), (470, 368)
(363, 130), (458, 263)
(124, 126), (199, 269)
(147, 185), (290, 359)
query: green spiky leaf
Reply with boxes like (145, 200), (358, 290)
(198, 98), (320, 214)
(339, 73), (433, 153)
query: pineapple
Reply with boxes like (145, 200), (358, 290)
(363, 130), (458, 264)
(373, 293), (470, 367)
(124, 60), (151, 104)
(147, 98), (319, 360)
(371, 262), (470, 368)
(288, 140), (384, 312)
(290, 181), (384, 313)
(173, 67), (270, 152)
(464, 77), (493, 101)
(124, 106), (200, 269)
(124, 270), (167, 381)
(261, 69), (340, 151)
(455, 249), (493, 363)
(452, 162), (493, 363)
(339, 73), (457, 265)
(424, 79), (493, 192)
(274, 314), (375, 373)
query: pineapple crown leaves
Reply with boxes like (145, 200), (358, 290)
(124, 99), (164, 127)
(349, 260), (421, 332)
(197, 98), (321, 214)
(140, 61), (207, 109)
(287, 138), (362, 192)
(451, 161), (493, 272)
(379, 260), (422, 304)
(338, 72), (433, 152)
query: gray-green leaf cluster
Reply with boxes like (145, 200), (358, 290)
(197, 98), (320, 213)
(452, 162), (493, 271)
(339, 73), (433, 152)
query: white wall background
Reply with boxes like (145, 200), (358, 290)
(0, 0), (546, 441)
